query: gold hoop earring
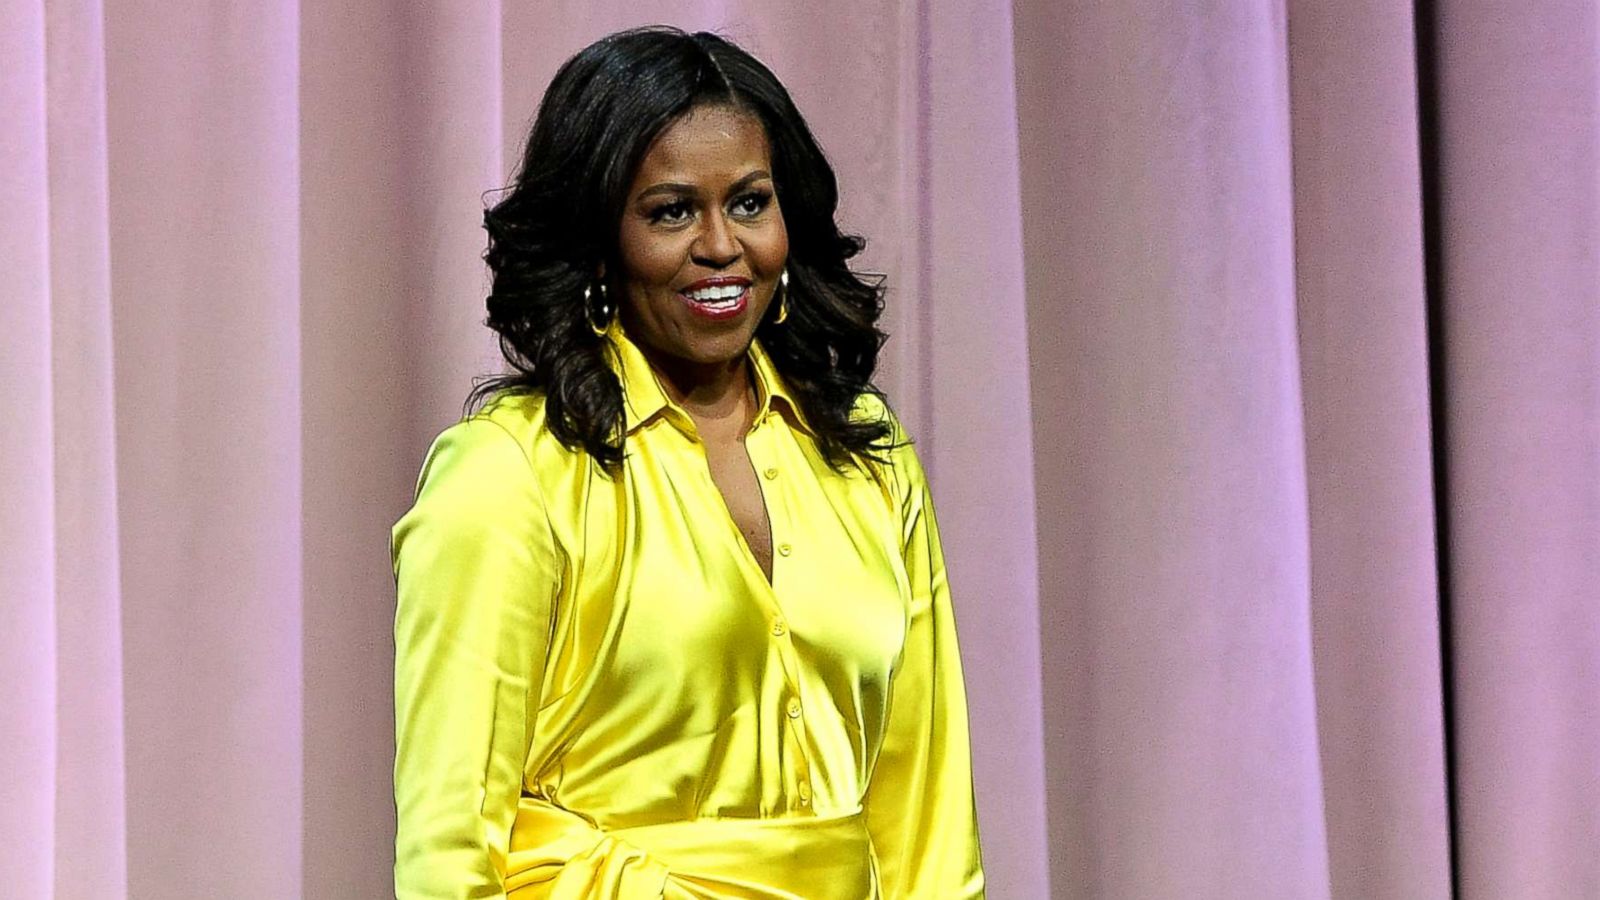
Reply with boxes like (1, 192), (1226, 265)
(585, 283), (612, 337)
(773, 270), (789, 324)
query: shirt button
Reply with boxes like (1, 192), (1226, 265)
(763, 467), (779, 480)
(771, 620), (787, 637)
(778, 543), (793, 557)
(786, 698), (802, 719)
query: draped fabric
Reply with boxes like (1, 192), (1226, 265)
(3, 0), (1597, 897)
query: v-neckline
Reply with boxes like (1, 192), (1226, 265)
(695, 438), (777, 591)
(647, 351), (779, 592)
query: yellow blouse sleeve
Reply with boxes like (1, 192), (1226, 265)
(864, 425), (986, 898)
(392, 418), (560, 899)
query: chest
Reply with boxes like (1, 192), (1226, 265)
(701, 438), (773, 580)
(534, 427), (911, 742)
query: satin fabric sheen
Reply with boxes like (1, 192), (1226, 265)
(392, 321), (984, 899)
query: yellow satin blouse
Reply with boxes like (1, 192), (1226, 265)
(392, 321), (984, 899)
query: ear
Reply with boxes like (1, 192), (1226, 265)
(596, 262), (607, 281)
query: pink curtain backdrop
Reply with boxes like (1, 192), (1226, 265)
(2, 1), (1596, 898)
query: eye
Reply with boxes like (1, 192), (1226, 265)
(730, 189), (773, 218)
(647, 200), (693, 225)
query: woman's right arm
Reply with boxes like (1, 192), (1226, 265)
(392, 418), (561, 899)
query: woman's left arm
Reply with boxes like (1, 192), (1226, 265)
(863, 429), (985, 899)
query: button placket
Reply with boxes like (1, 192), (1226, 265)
(783, 706), (815, 812)
(746, 424), (814, 812)
(747, 426), (790, 575)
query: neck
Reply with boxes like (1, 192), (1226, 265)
(641, 346), (756, 426)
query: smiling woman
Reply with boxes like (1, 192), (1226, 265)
(391, 26), (985, 900)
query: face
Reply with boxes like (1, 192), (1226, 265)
(613, 103), (789, 371)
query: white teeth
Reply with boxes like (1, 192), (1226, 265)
(684, 284), (746, 303)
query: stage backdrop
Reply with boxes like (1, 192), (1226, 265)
(3, 0), (1596, 898)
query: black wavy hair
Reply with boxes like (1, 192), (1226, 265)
(471, 25), (894, 470)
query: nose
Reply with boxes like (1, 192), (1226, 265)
(691, 209), (741, 268)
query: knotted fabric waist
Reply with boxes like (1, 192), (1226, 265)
(504, 796), (878, 900)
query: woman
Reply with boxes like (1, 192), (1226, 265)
(392, 26), (983, 899)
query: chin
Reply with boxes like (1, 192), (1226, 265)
(669, 304), (767, 351)
(676, 327), (759, 364)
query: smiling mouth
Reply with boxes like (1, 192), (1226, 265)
(678, 280), (751, 320)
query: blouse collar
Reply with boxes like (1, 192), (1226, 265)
(602, 320), (815, 439)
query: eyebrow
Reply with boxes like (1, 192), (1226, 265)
(634, 169), (773, 203)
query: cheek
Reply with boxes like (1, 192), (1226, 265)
(616, 223), (683, 289)
(753, 221), (790, 272)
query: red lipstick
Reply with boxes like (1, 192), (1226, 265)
(678, 276), (752, 321)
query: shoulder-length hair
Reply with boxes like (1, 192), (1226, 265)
(472, 25), (894, 470)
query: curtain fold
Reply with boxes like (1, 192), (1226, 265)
(2, 3), (59, 898)
(4, 0), (1599, 897)
(44, 0), (128, 895)
(298, 1), (413, 894)
(1286, 1), (1452, 897)
(1432, 1), (1600, 894)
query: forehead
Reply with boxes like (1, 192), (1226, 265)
(631, 104), (771, 187)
